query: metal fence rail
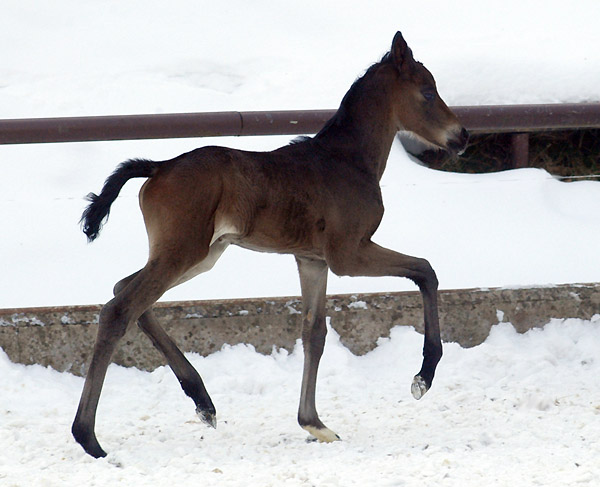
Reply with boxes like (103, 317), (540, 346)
(0, 110), (334, 145)
(454, 103), (600, 133)
(1, 103), (600, 145)
(1, 103), (599, 168)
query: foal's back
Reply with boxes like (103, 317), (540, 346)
(139, 140), (383, 259)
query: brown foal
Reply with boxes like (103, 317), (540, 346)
(73, 31), (468, 458)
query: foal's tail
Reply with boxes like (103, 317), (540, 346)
(81, 158), (161, 242)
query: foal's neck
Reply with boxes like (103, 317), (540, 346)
(317, 70), (398, 181)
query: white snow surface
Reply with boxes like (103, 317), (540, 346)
(2, 318), (600, 485)
(2, 1), (600, 485)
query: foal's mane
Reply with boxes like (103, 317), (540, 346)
(313, 52), (395, 140)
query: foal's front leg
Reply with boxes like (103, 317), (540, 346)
(295, 257), (340, 442)
(327, 240), (443, 399)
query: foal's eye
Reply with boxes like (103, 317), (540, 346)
(422, 89), (435, 102)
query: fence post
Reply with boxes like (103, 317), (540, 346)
(511, 133), (529, 168)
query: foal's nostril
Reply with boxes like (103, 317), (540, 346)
(447, 127), (469, 155)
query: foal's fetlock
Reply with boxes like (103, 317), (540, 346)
(412, 342), (441, 399)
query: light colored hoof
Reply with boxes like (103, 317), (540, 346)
(411, 375), (428, 400)
(196, 407), (217, 428)
(302, 425), (341, 443)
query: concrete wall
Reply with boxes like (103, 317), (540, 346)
(1, 283), (599, 376)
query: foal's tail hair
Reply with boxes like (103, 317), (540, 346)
(81, 158), (161, 242)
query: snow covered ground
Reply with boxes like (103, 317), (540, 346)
(2, 319), (600, 485)
(2, 1), (600, 485)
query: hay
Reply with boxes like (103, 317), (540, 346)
(414, 129), (600, 180)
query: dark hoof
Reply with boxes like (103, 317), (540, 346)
(85, 443), (108, 459)
(72, 424), (107, 458)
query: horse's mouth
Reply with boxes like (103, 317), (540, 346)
(446, 128), (469, 155)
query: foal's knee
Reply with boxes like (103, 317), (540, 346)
(411, 258), (438, 292)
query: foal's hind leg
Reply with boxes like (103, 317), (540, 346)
(295, 257), (340, 442)
(113, 272), (217, 427)
(137, 311), (216, 426)
(72, 259), (191, 458)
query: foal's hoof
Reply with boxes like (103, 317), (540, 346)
(302, 425), (341, 443)
(72, 422), (108, 458)
(196, 407), (217, 428)
(411, 375), (429, 400)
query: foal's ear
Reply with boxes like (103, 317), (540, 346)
(390, 31), (414, 72)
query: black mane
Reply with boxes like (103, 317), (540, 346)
(313, 53), (394, 140)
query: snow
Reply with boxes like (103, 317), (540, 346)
(2, 0), (600, 484)
(348, 300), (368, 310)
(2, 318), (600, 485)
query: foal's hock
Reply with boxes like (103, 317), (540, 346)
(73, 31), (468, 458)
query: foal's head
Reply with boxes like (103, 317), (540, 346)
(383, 32), (468, 154)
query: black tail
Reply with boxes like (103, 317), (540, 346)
(81, 158), (161, 242)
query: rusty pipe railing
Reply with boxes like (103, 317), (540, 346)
(454, 103), (600, 134)
(0, 110), (334, 145)
(457, 103), (600, 168)
(1, 103), (600, 145)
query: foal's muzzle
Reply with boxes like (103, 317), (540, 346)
(447, 127), (469, 155)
